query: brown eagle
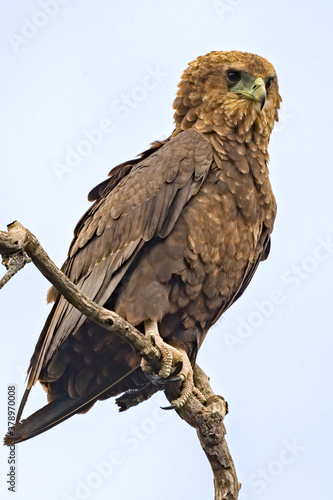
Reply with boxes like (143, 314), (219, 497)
(6, 50), (281, 445)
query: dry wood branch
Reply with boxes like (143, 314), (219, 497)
(0, 221), (240, 499)
(165, 365), (240, 499)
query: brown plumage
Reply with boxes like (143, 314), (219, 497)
(6, 50), (281, 444)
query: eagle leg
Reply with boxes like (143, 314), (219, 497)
(141, 320), (206, 409)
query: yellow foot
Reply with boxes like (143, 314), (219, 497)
(141, 320), (206, 409)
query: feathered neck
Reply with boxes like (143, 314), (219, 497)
(172, 77), (281, 154)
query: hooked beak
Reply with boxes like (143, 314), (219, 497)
(233, 77), (266, 110)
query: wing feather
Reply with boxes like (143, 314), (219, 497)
(27, 129), (213, 388)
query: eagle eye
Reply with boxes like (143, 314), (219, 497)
(266, 77), (274, 90)
(226, 71), (241, 84)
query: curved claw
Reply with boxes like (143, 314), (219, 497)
(146, 373), (182, 385)
(160, 404), (178, 411)
(169, 361), (183, 377)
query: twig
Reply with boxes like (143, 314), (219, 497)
(0, 251), (31, 289)
(0, 221), (240, 499)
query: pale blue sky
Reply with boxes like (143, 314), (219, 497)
(1, 1), (332, 499)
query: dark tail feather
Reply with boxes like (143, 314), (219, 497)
(4, 366), (138, 445)
(5, 394), (86, 445)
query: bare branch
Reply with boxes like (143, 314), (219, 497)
(165, 365), (240, 499)
(0, 221), (240, 498)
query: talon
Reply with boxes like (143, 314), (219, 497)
(145, 373), (182, 385)
(170, 361), (183, 378)
(141, 320), (206, 409)
(160, 404), (178, 411)
(158, 376), (182, 385)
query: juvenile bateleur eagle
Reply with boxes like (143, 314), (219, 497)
(6, 50), (281, 445)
